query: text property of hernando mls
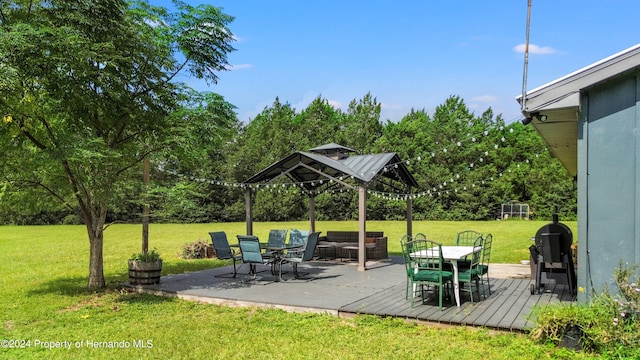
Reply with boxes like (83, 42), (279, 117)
(1, 339), (154, 349)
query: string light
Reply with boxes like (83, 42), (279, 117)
(158, 124), (549, 199)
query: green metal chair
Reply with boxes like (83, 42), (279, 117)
(281, 232), (321, 280)
(478, 233), (493, 296)
(413, 233), (427, 241)
(401, 238), (454, 310)
(237, 235), (271, 280)
(209, 231), (242, 278)
(455, 230), (483, 267)
(400, 235), (413, 299)
(458, 235), (483, 304)
(455, 230), (483, 246)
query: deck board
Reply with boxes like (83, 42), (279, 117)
(130, 256), (573, 332)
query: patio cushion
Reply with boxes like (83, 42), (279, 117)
(414, 269), (454, 282)
(323, 231), (388, 260)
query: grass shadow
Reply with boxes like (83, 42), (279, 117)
(27, 275), (97, 297)
(115, 291), (177, 305)
(162, 259), (228, 275)
(113, 258), (230, 285)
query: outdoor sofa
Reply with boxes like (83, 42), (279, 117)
(317, 231), (388, 260)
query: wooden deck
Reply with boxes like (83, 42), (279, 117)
(130, 256), (574, 332)
(340, 277), (573, 331)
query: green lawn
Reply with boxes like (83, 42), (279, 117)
(89, 219), (575, 266)
(0, 221), (592, 359)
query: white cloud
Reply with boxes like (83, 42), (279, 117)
(380, 102), (403, 110)
(513, 43), (557, 55)
(472, 95), (498, 102)
(326, 99), (343, 109)
(225, 63), (252, 71)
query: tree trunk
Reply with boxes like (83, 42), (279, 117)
(87, 229), (105, 289)
(84, 206), (108, 289)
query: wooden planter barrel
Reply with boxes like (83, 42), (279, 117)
(128, 260), (162, 285)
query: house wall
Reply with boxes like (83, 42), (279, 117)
(577, 73), (640, 302)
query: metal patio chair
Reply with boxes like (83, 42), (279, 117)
(478, 233), (493, 296)
(455, 230), (483, 267)
(237, 235), (272, 280)
(209, 231), (242, 278)
(401, 238), (454, 310)
(458, 235), (483, 304)
(281, 232), (321, 280)
(288, 229), (310, 249)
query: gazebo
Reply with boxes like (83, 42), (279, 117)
(242, 143), (419, 271)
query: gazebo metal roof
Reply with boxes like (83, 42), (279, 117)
(243, 149), (419, 190)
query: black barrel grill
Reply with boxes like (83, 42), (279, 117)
(529, 214), (577, 296)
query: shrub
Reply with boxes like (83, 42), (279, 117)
(130, 248), (162, 261)
(613, 261), (640, 323)
(529, 261), (640, 357)
(179, 239), (212, 259)
(62, 214), (83, 225)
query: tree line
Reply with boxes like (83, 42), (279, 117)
(196, 93), (576, 223)
(127, 94), (577, 224)
(2, 92), (577, 226)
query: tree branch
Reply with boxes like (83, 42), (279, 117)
(6, 176), (76, 213)
(17, 119), (48, 150)
(131, 57), (189, 101)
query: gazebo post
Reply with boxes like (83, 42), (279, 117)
(309, 194), (316, 232)
(358, 182), (367, 271)
(245, 187), (253, 235)
(406, 186), (413, 237)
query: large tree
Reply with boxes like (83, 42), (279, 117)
(0, 0), (236, 288)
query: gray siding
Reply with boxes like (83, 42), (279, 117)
(577, 74), (640, 302)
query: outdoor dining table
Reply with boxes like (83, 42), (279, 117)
(410, 245), (482, 307)
(264, 245), (301, 281)
(230, 242), (298, 281)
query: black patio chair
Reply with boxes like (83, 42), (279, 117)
(209, 231), (243, 278)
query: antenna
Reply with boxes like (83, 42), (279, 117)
(521, 0), (532, 112)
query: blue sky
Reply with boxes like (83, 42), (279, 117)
(177, 1), (640, 124)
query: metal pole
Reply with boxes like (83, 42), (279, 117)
(309, 194), (316, 232)
(245, 187), (253, 235)
(521, 0), (532, 112)
(358, 183), (367, 271)
(406, 187), (413, 237)
(142, 158), (150, 253)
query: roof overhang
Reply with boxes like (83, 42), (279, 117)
(243, 150), (419, 193)
(516, 43), (640, 177)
